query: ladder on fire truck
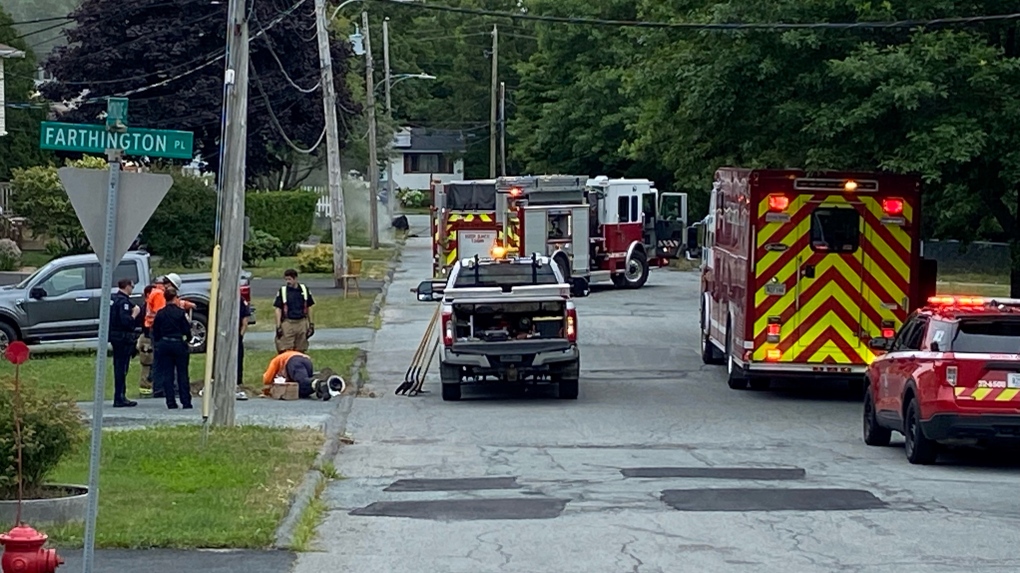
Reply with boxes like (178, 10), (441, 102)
(395, 304), (441, 397)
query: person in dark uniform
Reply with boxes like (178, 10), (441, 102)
(110, 278), (140, 408)
(151, 287), (193, 409)
(237, 296), (251, 400)
(274, 269), (315, 353)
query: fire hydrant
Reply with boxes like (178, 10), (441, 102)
(0, 525), (63, 573)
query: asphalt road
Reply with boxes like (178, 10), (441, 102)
(290, 237), (1020, 573)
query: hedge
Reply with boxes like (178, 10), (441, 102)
(142, 173), (217, 266)
(246, 190), (318, 253)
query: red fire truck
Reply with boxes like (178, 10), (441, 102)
(492, 175), (688, 289)
(429, 179), (502, 278)
(696, 168), (938, 390)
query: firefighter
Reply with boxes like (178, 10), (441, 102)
(109, 278), (140, 408)
(261, 350), (345, 400)
(274, 269), (315, 353)
(151, 287), (193, 409)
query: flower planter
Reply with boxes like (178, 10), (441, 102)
(0, 485), (88, 526)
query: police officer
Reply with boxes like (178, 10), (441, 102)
(151, 287), (193, 409)
(274, 269), (315, 353)
(237, 296), (251, 400)
(110, 278), (140, 408)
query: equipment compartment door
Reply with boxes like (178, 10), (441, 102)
(522, 207), (550, 257)
(457, 229), (497, 261)
(570, 205), (590, 274)
(794, 196), (867, 363)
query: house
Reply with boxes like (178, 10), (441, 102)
(0, 43), (26, 137)
(384, 127), (465, 191)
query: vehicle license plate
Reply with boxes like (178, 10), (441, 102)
(502, 355), (522, 363)
(1008, 373), (1020, 389)
(765, 283), (786, 296)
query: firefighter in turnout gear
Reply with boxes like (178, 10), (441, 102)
(274, 269), (315, 353)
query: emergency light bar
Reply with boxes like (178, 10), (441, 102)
(927, 295), (1020, 308)
(495, 175), (586, 194)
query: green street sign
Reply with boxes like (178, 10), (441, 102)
(40, 121), (194, 159)
(106, 97), (128, 128)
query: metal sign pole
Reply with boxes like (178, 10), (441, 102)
(81, 147), (120, 573)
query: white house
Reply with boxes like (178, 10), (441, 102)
(384, 127), (465, 191)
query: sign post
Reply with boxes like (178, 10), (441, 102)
(43, 99), (182, 573)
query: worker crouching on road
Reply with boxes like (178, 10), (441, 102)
(152, 287), (193, 409)
(262, 350), (345, 401)
(274, 269), (315, 353)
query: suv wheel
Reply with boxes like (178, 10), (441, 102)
(904, 397), (938, 464)
(862, 388), (891, 447)
(0, 322), (17, 352)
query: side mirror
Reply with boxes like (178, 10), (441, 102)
(414, 280), (443, 302)
(29, 287), (46, 299)
(571, 277), (590, 298)
(686, 226), (699, 252)
(868, 337), (893, 351)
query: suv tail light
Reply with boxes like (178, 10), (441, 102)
(565, 307), (577, 342)
(441, 308), (454, 347)
(945, 365), (958, 387)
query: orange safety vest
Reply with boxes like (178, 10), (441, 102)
(144, 284), (196, 328)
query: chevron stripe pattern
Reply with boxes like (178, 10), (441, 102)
(752, 192), (914, 365)
(440, 212), (500, 268)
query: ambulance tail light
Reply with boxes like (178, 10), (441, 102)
(945, 365), (958, 387)
(881, 320), (895, 339)
(441, 307), (454, 347)
(766, 349), (782, 362)
(767, 194), (789, 212)
(766, 316), (781, 343)
(565, 306), (577, 342)
(882, 198), (904, 215)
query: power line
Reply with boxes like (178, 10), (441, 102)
(8, 16), (72, 26)
(7, 20), (72, 41)
(379, 1), (1020, 31)
(250, 65), (326, 154)
(250, 12), (320, 93)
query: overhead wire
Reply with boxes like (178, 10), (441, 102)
(250, 65), (326, 154)
(250, 11), (320, 93)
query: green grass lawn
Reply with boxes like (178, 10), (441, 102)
(14, 347), (359, 403)
(153, 246), (394, 281)
(19, 250), (53, 269)
(248, 296), (375, 332)
(45, 425), (323, 549)
(936, 272), (1011, 297)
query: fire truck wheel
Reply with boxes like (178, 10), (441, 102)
(622, 251), (649, 289)
(862, 388), (892, 447)
(904, 397), (938, 464)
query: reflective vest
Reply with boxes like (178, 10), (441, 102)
(280, 284), (310, 317)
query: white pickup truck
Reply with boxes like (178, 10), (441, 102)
(414, 255), (589, 401)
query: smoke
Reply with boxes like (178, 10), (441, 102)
(341, 178), (394, 246)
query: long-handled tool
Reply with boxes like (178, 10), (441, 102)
(396, 305), (440, 395)
(408, 336), (440, 397)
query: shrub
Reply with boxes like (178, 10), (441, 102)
(246, 191), (319, 254)
(396, 188), (429, 208)
(0, 238), (21, 271)
(243, 229), (284, 267)
(0, 380), (86, 499)
(143, 173), (217, 266)
(296, 244), (334, 274)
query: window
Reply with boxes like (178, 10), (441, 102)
(454, 263), (559, 287)
(617, 196), (629, 222)
(927, 320), (954, 352)
(38, 266), (87, 297)
(114, 261), (141, 286)
(892, 315), (927, 351)
(404, 153), (454, 174)
(810, 207), (860, 253)
(547, 214), (570, 240)
(950, 319), (1020, 354)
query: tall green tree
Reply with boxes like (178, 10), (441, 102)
(0, 5), (54, 180)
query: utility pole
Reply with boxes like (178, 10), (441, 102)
(315, 0), (347, 285)
(383, 17), (394, 220)
(211, 0), (249, 426)
(364, 10), (380, 249)
(499, 81), (506, 176)
(489, 24), (498, 178)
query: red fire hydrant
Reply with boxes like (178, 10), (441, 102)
(0, 525), (63, 573)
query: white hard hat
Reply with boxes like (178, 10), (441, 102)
(165, 272), (182, 289)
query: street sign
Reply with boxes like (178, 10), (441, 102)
(40, 121), (194, 159)
(59, 167), (172, 263)
(105, 97), (128, 129)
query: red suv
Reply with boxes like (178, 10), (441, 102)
(863, 295), (1020, 464)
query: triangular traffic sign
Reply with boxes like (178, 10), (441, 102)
(59, 167), (173, 263)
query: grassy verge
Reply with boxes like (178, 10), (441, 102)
(46, 425), (323, 549)
(397, 206), (431, 215)
(248, 296), (375, 332)
(153, 247), (395, 281)
(18, 347), (359, 403)
(19, 250), (52, 269)
(936, 272), (1010, 297)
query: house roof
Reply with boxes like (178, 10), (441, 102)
(397, 127), (466, 153)
(0, 43), (25, 58)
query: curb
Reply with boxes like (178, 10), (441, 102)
(273, 240), (404, 550)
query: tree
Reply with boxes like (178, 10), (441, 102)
(0, 6), (56, 181)
(40, 0), (361, 185)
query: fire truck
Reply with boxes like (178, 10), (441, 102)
(429, 179), (502, 277)
(492, 175), (688, 289)
(697, 168), (938, 390)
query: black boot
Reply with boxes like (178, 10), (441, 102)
(113, 397), (137, 408)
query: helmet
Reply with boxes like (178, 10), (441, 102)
(165, 273), (183, 289)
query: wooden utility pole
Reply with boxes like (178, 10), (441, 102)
(315, 0), (347, 285)
(489, 24), (498, 178)
(211, 0), (249, 426)
(364, 10), (380, 249)
(383, 17), (394, 220)
(499, 81), (506, 176)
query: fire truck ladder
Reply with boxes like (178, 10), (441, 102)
(395, 304), (441, 396)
